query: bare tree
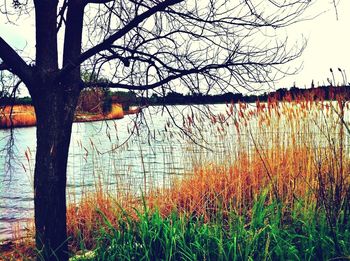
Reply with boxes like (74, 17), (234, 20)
(0, 0), (310, 260)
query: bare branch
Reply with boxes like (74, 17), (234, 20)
(332, 0), (339, 20)
(85, 57), (300, 91)
(0, 62), (9, 71)
(57, 0), (69, 33)
(60, 0), (183, 77)
(0, 37), (33, 85)
(86, 0), (114, 4)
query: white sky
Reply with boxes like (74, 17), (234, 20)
(277, 0), (350, 89)
(0, 0), (349, 95)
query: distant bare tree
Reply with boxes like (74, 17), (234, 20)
(0, 0), (310, 260)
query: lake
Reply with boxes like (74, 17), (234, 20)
(1, 102), (349, 241)
(0, 105), (239, 241)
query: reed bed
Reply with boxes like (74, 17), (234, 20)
(62, 97), (350, 260)
(2, 97), (350, 260)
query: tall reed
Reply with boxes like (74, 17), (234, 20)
(63, 97), (350, 259)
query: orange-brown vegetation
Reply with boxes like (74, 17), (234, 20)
(64, 96), (350, 250)
(0, 105), (36, 128)
(66, 191), (140, 251)
(76, 88), (106, 114)
(0, 239), (35, 261)
(148, 145), (349, 221)
(0, 103), (125, 128)
(107, 103), (124, 119)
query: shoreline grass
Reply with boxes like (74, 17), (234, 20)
(85, 194), (350, 260)
(0, 103), (125, 128)
(63, 147), (349, 260)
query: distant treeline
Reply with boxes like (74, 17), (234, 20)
(139, 85), (350, 106)
(261, 85), (350, 103)
(0, 95), (32, 106)
(1, 85), (350, 109)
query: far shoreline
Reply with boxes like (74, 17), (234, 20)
(1, 84), (349, 129)
(0, 104), (141, 129)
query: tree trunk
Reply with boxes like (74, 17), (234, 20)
(32, 83), (80, 261)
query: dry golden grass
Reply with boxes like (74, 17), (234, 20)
(65, 97), (350, 247)
(64, 144), (349, 251)
(0, 237), (35, 260)
(0, 103), (125, 128)
(66, 190), (141, 251)
(0, 105), (36, 128)
(67, 191), (117, 250)
(105, 103), (124, 119)
(148, 145), (349, 221)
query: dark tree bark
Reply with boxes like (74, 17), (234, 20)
(30, 1), (84, 259)
(31, 82), (80, 260)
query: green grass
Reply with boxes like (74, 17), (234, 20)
(71, 191), (350, 261)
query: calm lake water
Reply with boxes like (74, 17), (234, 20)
(0, 105), (238, 241)
(1, 103), (349, 241)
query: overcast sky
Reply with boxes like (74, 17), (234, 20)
(277, 0), (350, 89)
(0, 0), (349, 94)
